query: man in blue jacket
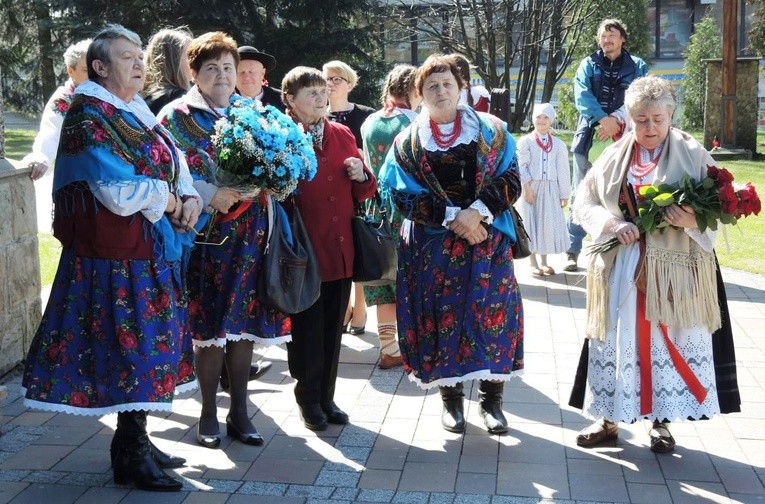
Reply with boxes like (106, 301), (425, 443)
(564, 19), (648, 272)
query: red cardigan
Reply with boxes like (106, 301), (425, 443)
(294, 119), (377, 282)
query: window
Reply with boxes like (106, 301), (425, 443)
(659, 0), (693, 58)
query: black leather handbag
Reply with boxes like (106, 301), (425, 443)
(258, 197), (321, 314)
(510, 206), (531, 259)
(351, 193), (397, 286)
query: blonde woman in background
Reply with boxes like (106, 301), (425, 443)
(143, 27), (193, 115)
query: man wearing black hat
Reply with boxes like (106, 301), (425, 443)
(237, 45), (285, 112)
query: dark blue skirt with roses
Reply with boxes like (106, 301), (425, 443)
(186, 200), (291, 347)
(22, 248), (197, 415)
(396, 224), (524, 388)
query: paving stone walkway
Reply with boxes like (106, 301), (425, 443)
(1, 259), (764, 504)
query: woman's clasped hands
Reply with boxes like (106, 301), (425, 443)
(449, 208), (487, 245)
(166, 192), (202, 232)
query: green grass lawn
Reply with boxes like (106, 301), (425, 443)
(38, 233), (62, 286)
(3, 129), (36, 160)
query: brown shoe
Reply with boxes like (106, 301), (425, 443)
(649, 421), (675, 453)
(576, 419), (619, 447)
(378, 353), (403, 369)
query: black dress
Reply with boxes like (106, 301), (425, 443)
(328, 103), (375, 149)
(144, 85), (186, 116)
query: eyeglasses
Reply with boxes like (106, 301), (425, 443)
(189, 218), (229, 246)
(327, 76), (348, 85)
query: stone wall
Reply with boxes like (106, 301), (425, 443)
(703, 58), (760, 153)
(0, 164), (42, 377)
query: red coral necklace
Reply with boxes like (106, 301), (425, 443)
(535, 133), (553, 153)
(629, 146), (660, 182)
(430, 113), (462, 149)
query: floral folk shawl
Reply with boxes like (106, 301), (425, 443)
(54, 82), (193, 263)
(378, 108), (518, 240)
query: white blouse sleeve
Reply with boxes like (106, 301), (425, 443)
(572, 169), (620, 241)
(685, 227), (716, 253)
(22, 101), (65, 168)
(88, 180), (170, 224)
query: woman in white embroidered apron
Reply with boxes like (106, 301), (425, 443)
(569, 75), (732, 453)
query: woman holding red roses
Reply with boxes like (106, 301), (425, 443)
(379, 55), (524, 435)
(21, 25), (202, 491)
(568, 76), (740, 454)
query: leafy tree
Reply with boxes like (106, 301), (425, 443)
(748, 0), (765, 55)
(381, 0), (649, 131)
(680, 15), (721, 131)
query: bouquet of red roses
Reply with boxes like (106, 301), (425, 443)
(590, 165), (761, 254)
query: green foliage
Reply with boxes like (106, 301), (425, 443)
(680, 15), (721, 131)
(556, 71), (578, 130)
(748, 0), (765, 55)
(1, 0), (385, 113)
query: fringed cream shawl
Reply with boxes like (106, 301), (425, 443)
(574, 128), (721, 340)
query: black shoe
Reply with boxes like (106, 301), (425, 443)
(439, 384), (466, 433)
(220, 360), (272, 391)
(321, 402), (349, 424)
(112, 411), (183, 492)
(478, 380), (509, 435)
(299, 404), (328, 431)
(196, 424), (221, 449)
(226, 415), (264, 446)
(149, 440), (186, 468)
(563, 253), (579, 272)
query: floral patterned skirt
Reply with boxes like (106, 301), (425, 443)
(187, 201), (291, 347)
(22, 247), (196, 416)
(397, 224), (524, 388)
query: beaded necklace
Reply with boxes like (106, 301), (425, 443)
(535, 133), (553, 153)
(629, 145), (661, 183)
(429, 113), (462, 149)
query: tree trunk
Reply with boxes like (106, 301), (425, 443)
(541, 2), (563, 103)
(35, 2), (56, 101)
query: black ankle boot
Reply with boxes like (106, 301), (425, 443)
(112, 411), (183, 492)
(439, 383), (465, 433)
(111, 416), (185, 469)
(478, 380), (508, 434)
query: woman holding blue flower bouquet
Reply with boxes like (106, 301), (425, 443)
(159, 32), (292, 449)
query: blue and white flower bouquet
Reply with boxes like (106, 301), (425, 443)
(211, 96), (317, 200)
